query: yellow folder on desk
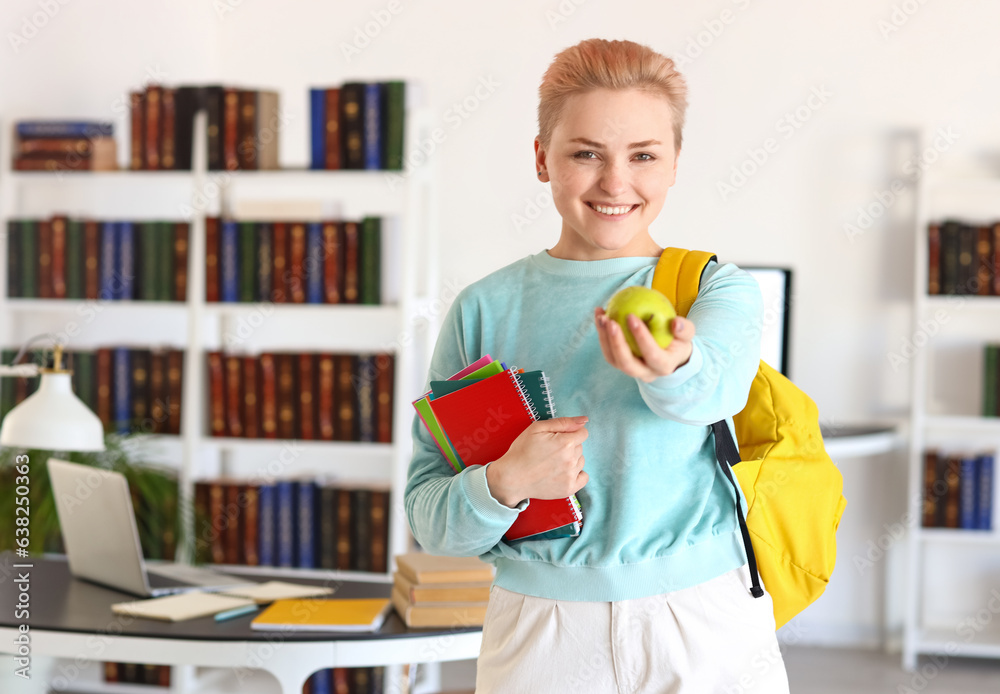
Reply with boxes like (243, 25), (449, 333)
(250, 598), (392, 632)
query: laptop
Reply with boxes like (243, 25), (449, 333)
(47, 458), (256, 597)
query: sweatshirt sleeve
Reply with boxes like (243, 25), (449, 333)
(637, 261), (763, 426)
(403, 289), (524, 557)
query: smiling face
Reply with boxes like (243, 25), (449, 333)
(535, 88), (679, 261)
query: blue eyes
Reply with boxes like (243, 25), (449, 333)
(572, 151), (654, 162)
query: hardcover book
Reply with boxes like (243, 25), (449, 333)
(394, 552), (494, 585)
(309, 88), (327, 170)
(391, 585), (488, 628)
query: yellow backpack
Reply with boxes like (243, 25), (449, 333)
(653, 247), (847, 630)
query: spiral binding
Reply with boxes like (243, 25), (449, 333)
(538, 372), (557, 418)
(507, 368), (539, 420)
(509, 367), (584, 533)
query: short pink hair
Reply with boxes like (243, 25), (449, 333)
(537, 38), (689, 151)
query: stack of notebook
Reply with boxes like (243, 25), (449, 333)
(391, 553), (493, 628)
(412, 354), (584, 542)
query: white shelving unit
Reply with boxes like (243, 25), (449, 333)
(902, 137), (1000, 670)
(0, 99), (439, 582)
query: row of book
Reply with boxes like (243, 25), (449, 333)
(128, 85), (280, 171)
(12, 120), (117, 172)
(207, 351), (393, 442)
(1, 347), (397, 443)
(205, 216), (382, 304)
(983, 344), (1000, 417)
(303, 667), (385, 694)
(922, 450), (995, 530)
(0, 347), (184, 436)
(927, 220), (1000, 295)
(6, 216), (190, 301)
(309, 82), (406, 171)
(102, 662), (170, 687)
(392, 552), (492, 628)
(13, 78), (407, 174)
(99, 663), (385, 693)
(193, 478), (390, 573)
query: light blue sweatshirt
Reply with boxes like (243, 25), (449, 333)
(404, 250), (763, 602)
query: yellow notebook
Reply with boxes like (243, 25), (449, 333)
(250, 598), (392, 632)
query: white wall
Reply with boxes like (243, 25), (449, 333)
(4, 0), (1000, 654)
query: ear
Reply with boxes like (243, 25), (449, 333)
(534, 137), (549, 183)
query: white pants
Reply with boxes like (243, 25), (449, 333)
(475, 563), (790, 694)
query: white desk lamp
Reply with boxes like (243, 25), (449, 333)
(0, 337), (105, 451)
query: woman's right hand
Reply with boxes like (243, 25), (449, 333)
(485, 416), (590, 508)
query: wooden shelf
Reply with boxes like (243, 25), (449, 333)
(199, 305), (405, 353)
(5, 299), (189, 314)
(918, 625), (1000, 659)
(198, 436), (394, 455)
(904, 149), (1000, 670)
(9, 169), (195, 180)
(202, 302), (399, 318)
(923, 415), (1000, 434)
(922, 295), (1000, 310)
(0, 105), (436, 592)
(918, 528), (1000, 544)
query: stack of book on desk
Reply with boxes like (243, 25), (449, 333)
(391, 553), (494, 628)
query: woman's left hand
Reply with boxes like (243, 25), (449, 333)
(594, 306), (695, 383)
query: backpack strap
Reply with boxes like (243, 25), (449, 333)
(712, 421), (765, 599)
(652, 247), (765, 600)
(651, 247), (717, 318)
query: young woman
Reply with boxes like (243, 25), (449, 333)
(405, 38), (790, 693)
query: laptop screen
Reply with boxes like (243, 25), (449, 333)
(46, 458), (152, 596)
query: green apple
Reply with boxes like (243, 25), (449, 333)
(605, 286), (677, 357)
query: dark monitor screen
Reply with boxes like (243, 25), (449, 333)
(742, 267), (793, 378)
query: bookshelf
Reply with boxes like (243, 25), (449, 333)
(902, 137), (1000, 671)
(0, 97), (439, 585)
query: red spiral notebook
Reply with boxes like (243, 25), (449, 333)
(426, 367), (583, 542)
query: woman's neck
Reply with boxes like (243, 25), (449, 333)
(547, 235), (663, 261)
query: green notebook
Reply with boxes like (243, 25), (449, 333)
(413, 397), (463, 473)
(428, 361), (507, 398)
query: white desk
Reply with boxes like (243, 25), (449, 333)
(821, 422), (903, 460)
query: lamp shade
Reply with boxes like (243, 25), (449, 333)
(0, 372), (105, 451)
